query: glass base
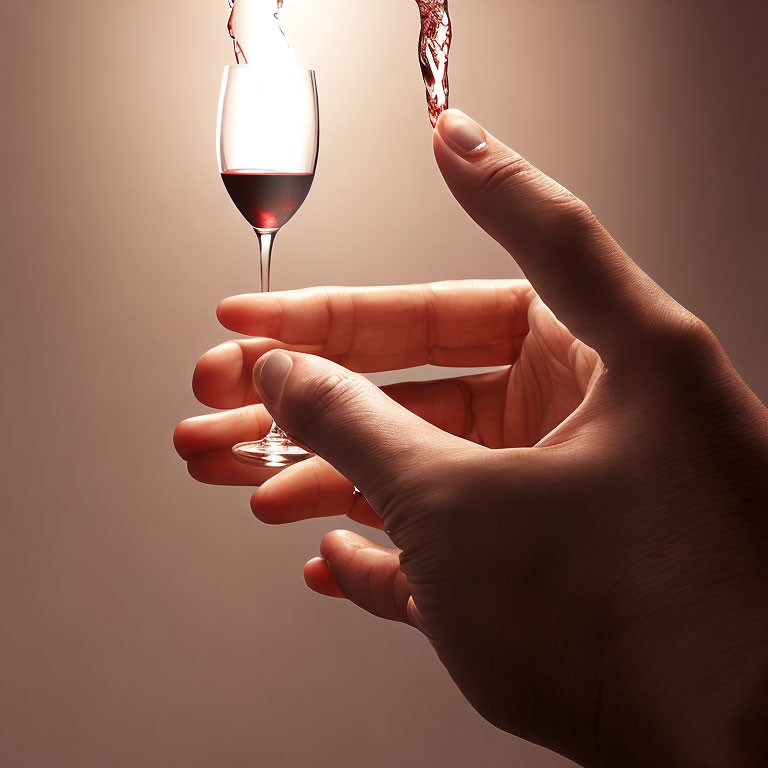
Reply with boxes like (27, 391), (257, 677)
(232, 423), (313, 469)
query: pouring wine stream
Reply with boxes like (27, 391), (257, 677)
(227, 0), (452, 125)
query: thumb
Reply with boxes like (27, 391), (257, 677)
(252, 349), (463, 513)
(304, 531), (414, 625)
(433, 109), (670, 360)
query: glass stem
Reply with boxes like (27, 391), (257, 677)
(255, 228), (288, 442)
(255, 229), (277, 294)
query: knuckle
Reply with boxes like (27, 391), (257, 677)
(674, 311), (714, 344)
(656, 310), (716, 352)
(294, 372), (364, 426)
(550, 189), (594, 223)
(540, 187), (597, 236)
(639, 308), (722, 377)
(476, 153), (599, 237)
(381, 449), (482, 528)
(477, 154), (531, 194)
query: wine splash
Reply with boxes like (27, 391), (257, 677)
(227, 0), (450, 127)
(415, 0), (452, 127)
(227, 0), (290, 66)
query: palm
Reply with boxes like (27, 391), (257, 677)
(500, 298), (602, 448)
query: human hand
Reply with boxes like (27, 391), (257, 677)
(175, 110), (768, 767)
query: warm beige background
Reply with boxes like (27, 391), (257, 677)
(1, 1), (766, 766)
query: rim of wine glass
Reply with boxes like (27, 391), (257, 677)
(219, 65), (317, 94)
(217, 65), (319, 174)
(222, 64), (316, 74)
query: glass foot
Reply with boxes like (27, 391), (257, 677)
(232, 422), (313, 469)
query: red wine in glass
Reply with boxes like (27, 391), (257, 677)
(218, 65), (319, 468)
(221, 170), (314, 230)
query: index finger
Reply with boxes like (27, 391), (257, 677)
(216, 279), (534, 370)
(433, 111), (678, 361)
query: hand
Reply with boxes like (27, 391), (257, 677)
(175, 110), (768, 767)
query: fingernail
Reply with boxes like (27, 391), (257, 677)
(256, 351), (293, 402)
(437, 109), (487, 155)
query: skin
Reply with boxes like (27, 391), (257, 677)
(175, 110), (768, 767)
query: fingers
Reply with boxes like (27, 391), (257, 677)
(253, 350), (469, 507)
(188, 448), (279, 486)
(252, 459), (384, 529)
(194, 339), (511, 440)
(303, 558), (344, 599)
(173, 405), (278, 486)
(174, 404), (271, 461)
(192, 339), (282, 410)
(383, 371), (508, 448)
(433, 109), (671, 360)
(183, 371), (508, 450)
(176, 370), (506, 508)
(216, 280), (533, 371)
(174, 406), (366, 501)
(304, 530), (413, 624)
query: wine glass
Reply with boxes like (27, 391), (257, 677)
(217, 64), (319, 468)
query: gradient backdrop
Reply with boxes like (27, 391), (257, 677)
(1, 1), (766, 766)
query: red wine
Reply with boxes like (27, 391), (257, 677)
(415, 0), (452, 127)
(221, 170), (314, 230)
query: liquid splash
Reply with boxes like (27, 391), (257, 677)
(227, 0), (451, 126)
(415, 0), (452, 127)
(228, 0), (289, 65)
